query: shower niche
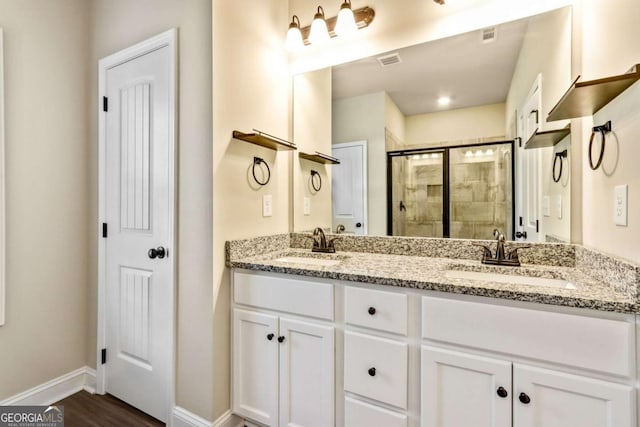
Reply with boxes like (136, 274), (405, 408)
(388, 141), (514, 240)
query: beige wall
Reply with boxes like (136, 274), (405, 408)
(293, 68), (332, 232)
(579, 0), (640, 262)
(0, 0), (91, 400)
(212, 0), (290, 418)
(333, 92), (387, 235)
(405, 103), (506, 146)
(384, 94), (406, 143)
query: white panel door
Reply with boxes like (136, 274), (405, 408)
(515, 76), (542, 242)
(104, 42), (173, 422)
(279, 318), (334, 427)
(332, 141), (367, 234)
(421, 346), (512, 427)
(233, 309), (279, 426)
(514, 364), (634, 427)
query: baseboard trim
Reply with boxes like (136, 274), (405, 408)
(171, 408), (244, 427)
(0, 366), (96, 406)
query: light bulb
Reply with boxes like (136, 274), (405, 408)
(485, 149), (494, 156)
(465, 151), (472, 157)
(412, 155), (421, 160)
(335, 0), (357, 36)
(309, 6), (330, 45)
(475, 150), (483, 157)
(421, 154), (429, 159)
(437, 96), (451, 106)
(285, 15), (304, 51)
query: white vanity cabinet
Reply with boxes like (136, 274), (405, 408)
(232, 272), (335, 427)
(421, 296), (636, 427)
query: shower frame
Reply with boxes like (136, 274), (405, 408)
(386, 140), (516, 239)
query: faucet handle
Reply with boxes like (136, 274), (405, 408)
(302, 234), (319, 248)
(472, 244), (493, 261)
(507, 245), (531, 262)
(327, 236), (340, 250)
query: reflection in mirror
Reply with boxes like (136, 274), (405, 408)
(0, 28), (5, 326)
(293, 7), (572, 243)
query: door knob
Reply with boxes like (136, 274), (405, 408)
(368, 367), (376, 377)
(148, 246), (167, 259)
(267, 333), (274, 341)
(356, 222), (362, 228)
(496, 386), (508, 398)
(277, 336), (286, 343)
(515, 231), (527, 239)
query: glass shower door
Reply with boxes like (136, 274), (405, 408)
(390, 152), (444, 237)
(449, 143), (513, 240)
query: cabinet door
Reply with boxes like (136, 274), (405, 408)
(233, 309), (279, 426)
(279, 318), (334, 427)
(421, 346), (511, 427)
(514, 364), (634, 427)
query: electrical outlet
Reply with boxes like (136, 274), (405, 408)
(614, 185), (628, 226)
(542, 196), (550, 217)
(556, 195), (562, 219)
(303, 197), (311, 216)
(262, 194), (273, 217)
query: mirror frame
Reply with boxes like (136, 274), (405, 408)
(0, 29), (6, 326)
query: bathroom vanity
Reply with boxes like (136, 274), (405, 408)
(227, 234), (639, 427)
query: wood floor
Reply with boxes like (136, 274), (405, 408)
(54, 391), (164, 426)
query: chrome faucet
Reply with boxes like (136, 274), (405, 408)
(311, 227), (338, 253)
(474, 229), (530, 267)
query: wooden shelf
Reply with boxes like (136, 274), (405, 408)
(547, 64), (640, 122)
(524, 127), (571, 150)
(299, 151), (340, 165)
(232, 130), (297, 151)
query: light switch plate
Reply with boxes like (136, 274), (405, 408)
(614, 185), (628, 226)
(556, 195), (563, 219)
(542, 196), (550, 217)
(303, 197), (311, 216)
(262, 194), (273, 217)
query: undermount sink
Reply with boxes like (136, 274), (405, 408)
(274, 256), (343, 267)
(445, 269), (577, 290)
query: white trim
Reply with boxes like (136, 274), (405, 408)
(171, 408), (242, 427)
(97, 28), (178, 422)
(0, 367), (96, 406)
(0, 29), (6, 327)
(332, 140), (368, 234)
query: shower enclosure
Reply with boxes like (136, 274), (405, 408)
(387, 141), (514, 240)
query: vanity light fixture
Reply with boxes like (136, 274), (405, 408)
(286, 15), (304, 51)
(309, 6), (330, 45)
(433, 0), (445, 4)
(286, 3), (375, 50)
(335, 0), (358, 36)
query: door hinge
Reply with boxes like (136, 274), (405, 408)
(102, 223), (108, 238)
(103, 96), (108, 112)
(101, 348), (107, 365)
(536, 220), (539, 233)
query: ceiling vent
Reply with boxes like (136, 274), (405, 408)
(377, 53), (402, 67)
(481, 27), (497, 43)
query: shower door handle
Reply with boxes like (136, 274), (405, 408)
(399, 201), (406, 211)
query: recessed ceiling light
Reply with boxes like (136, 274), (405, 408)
(437, 96), (451, 106)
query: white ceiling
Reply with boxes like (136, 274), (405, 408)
(331, 18), (529, 116)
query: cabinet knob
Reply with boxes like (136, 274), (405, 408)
(266, 333), (274, 341)
(368, 307), (376, 315)
(368, 367), (376, 377)
(496, 386), (508, 398)
(277, 336), (286, 343)
(519, 392), (531, 404)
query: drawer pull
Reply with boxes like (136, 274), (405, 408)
(519, 392), (531, 404)
(368, 367), (376, 377)
(266, 333), (274, 341)
(368, 307), (377, 315)
(496, 387), (508, 398)
(277, 336), (286, 343)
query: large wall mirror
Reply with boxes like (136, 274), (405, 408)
(0, 28), (5, 326)
(293, 6), (572, 243)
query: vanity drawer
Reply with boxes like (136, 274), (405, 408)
(234, 271), (334, 320)
(345, 397), (407, 427)
(345, 286), (407, 335)
(422, 296), (634, 377)
(344, 331), (408, 409)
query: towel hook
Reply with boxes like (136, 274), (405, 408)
(552, 149), (568, 183)
(589, 121), (611, 171)
(310, 170), (322, 192)
(252, 157), (271, 186)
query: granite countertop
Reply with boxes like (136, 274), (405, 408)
(228, 247), (637, 314)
